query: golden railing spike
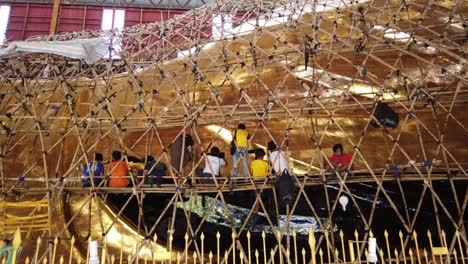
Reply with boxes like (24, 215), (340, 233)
(86, 238), (90, 264)
(43, 257), (47, 264)
(25, 257), (30, 264)
(255, 250), (259, 264)
(11, 228), (21, 264)
(340, 230), (347, 264)
(262, 231), (267, 264)
(8, 227), (468, 264)
(1, 256), (5, 264)
(277, 230), (283, 264)
(413, 231), (421, 264)
(369, 230), (374, 238)
(379, 249), (385, 264)
(354, 230), (361, 264)
(201, 232), (205, 264)
(247, 231), (251, 264)
(442, 230), (449, 264)
(101, 238), (107, 264)
(455, 231), (465, 264)
(309, 227), (316, 264)
(427, 229), (434, 261)
(384, 230), (391, 263)
(185, 233), (189, 264)
(293, 229), (298, 264)
(69, 236), (75, 264)
(127, 254), (131, 264)
(168, 234), (173, 263)
(217, 232), (221, 264)
(399, 231), (407, 264)
(52, 237), (59, 264)
(423, 249), (428, 264)
(441, 230), (448, 248)
(120, 235), (124, 264)
(324, 231), (331, 264)
(232, 231), (236, 264)
(34, 236), (42, 264)
(349, 241), (355, 264)
(60, 256), (64, 264)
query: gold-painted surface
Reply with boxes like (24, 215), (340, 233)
(0, 0), (466, 261)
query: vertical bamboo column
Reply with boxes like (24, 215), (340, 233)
(49, 0), (61, 34)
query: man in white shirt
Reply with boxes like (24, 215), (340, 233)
(201, 147), (226, 184)
(268, 141), (289, 175)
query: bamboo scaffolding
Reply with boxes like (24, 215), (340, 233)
(0, 0), (467, 264)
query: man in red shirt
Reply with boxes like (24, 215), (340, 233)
(328, 144), (353, 172)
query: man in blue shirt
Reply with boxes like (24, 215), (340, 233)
(82, 153), (105, 187)
(144, 155), (167, 187)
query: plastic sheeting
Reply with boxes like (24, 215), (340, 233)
(0, 37), (108, 64)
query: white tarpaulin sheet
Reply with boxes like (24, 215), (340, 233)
(0, 38), (108, 64)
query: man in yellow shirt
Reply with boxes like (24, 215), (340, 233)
(232, 123), (250, 180)
(250, 148), (269, 178)
(250, 148), (269, 213)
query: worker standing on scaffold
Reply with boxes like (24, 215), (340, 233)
(232, 123), (250, 183)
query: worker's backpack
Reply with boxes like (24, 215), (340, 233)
(370, 101), (399, 128)
(275, 170), (296, 208)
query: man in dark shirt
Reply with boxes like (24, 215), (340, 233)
(144, 155), (167, 187)
(170, 134), (194, 174)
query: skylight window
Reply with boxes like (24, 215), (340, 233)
(212, 14), (233, 40)
(101, 9), (125, 58)
(0, 5), (11, 44)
